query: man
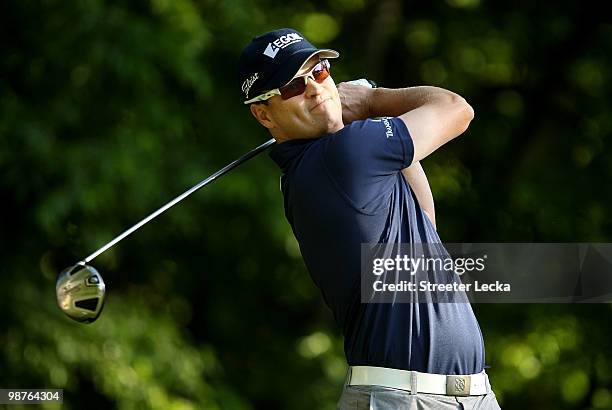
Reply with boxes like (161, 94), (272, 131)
(238, 28), (501, 409)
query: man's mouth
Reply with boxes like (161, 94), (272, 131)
(310, 98), (330, 112)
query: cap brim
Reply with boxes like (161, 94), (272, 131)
(267, 48), (340, 90)
(290, 49), (339, 83)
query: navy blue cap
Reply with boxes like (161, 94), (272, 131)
(238, 28), (339, 103)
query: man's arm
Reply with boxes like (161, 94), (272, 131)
(401, 162), (436, 228)
(338, 83), (473, 229)
(368, 87), (472, 229)
(338, 84), (474, 164)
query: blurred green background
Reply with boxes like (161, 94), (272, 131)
(1, 0), (611, 409)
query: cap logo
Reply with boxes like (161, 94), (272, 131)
(263, 33), (303, 59)
(242, 72), (259, 98)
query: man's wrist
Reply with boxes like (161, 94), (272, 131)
(368, 87), (392, 118)
(364, 87), (378, 119)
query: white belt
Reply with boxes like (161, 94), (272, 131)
(348, 366), (491, 396)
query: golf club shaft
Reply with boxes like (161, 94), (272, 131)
(82, 138), (276, 264)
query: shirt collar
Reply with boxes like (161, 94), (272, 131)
(268, 138), (314, 173)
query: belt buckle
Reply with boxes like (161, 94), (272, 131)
(446, 375), (471, 396)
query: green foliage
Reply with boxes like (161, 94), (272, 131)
(2, 278), (237, 409)
(1, 0), (611, 409)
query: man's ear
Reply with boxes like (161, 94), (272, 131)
(250, 103), (275, 130)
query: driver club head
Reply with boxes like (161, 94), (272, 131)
(56, 263), (106, 323)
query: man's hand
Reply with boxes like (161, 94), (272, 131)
(337, 82), (374, 124)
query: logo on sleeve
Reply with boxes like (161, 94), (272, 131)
(381, 118), (394, 138)
(263, 33), (304, 58)
(373, 117), (394, 138)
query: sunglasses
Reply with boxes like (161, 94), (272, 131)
(243, 59), (331, 104)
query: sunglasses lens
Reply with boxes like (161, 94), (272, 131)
(280, 79), (307, 100)
(313, 61), (330, 83)
(279, 60), (331, 100)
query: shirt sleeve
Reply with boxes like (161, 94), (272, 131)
(321, 117), (414, 211)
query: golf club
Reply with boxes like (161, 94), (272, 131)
(56, 138), (276, 323)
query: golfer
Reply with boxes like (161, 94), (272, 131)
(238, 28), (501, 409)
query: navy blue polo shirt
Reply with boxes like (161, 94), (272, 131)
(269, 117), (485, 375)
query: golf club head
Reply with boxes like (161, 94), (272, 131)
(56, 263), (106, 323)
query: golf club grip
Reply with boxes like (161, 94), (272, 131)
(82, 138), (276, 264)
(344, 78), (377, 88)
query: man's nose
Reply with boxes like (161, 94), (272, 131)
(304, 76), (323, 98)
